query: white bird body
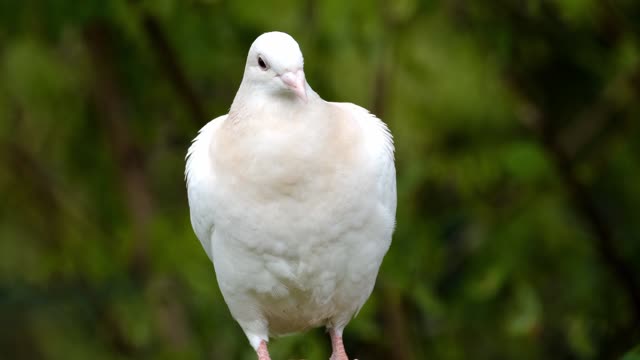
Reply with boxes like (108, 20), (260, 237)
(185, 32), (396, 359)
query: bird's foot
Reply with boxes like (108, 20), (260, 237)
(257, 340), (271, 360)
(330, 354), (349, 360)
(329, 328), (349, 360)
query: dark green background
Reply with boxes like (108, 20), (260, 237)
(1, 0), (640, 359)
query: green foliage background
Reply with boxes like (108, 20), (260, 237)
(1, 0), (639, 359)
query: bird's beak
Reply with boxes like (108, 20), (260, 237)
(280, 70), (308, 102)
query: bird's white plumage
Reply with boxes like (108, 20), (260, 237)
(185, 32), (396, 351)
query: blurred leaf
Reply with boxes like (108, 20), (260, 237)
(621, 346), (640, 360)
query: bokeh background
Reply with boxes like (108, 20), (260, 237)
(1, 0), (640, 359)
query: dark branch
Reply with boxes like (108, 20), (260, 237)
(512, 85), (640, 326)
(138, 9), (206, 126)
(83, 22), (152, 279)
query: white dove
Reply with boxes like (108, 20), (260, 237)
(185, 31), (396, 360)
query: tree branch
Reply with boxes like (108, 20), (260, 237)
(511, 85), (640, 326)
(83, 22), (152, 278)
(129, 2), (206, 126)
(558, 65), (640, 160)
(83, 21), (193, 351)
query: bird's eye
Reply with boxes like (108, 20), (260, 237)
(258, 56), (268, 70)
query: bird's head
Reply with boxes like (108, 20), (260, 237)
(241, 32), (309, 103)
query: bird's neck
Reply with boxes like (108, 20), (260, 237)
(229, 86), (319, 123)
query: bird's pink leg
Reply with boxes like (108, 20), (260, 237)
(256, 340), (271, 360)
(329, 328), (349, 360)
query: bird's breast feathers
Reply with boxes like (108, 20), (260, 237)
(186, 100), (395, 308)
(216, 103), (366, 197)
(186, 100), (394, 243)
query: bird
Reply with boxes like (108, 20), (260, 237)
(185, 31), (396, 360)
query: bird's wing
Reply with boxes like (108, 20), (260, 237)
(333, 102), (396, 218)
(329, 102), (396, 321)
(185, 115), (227, 261)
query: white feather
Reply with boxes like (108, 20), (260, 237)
(185, 31), (396, 350)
